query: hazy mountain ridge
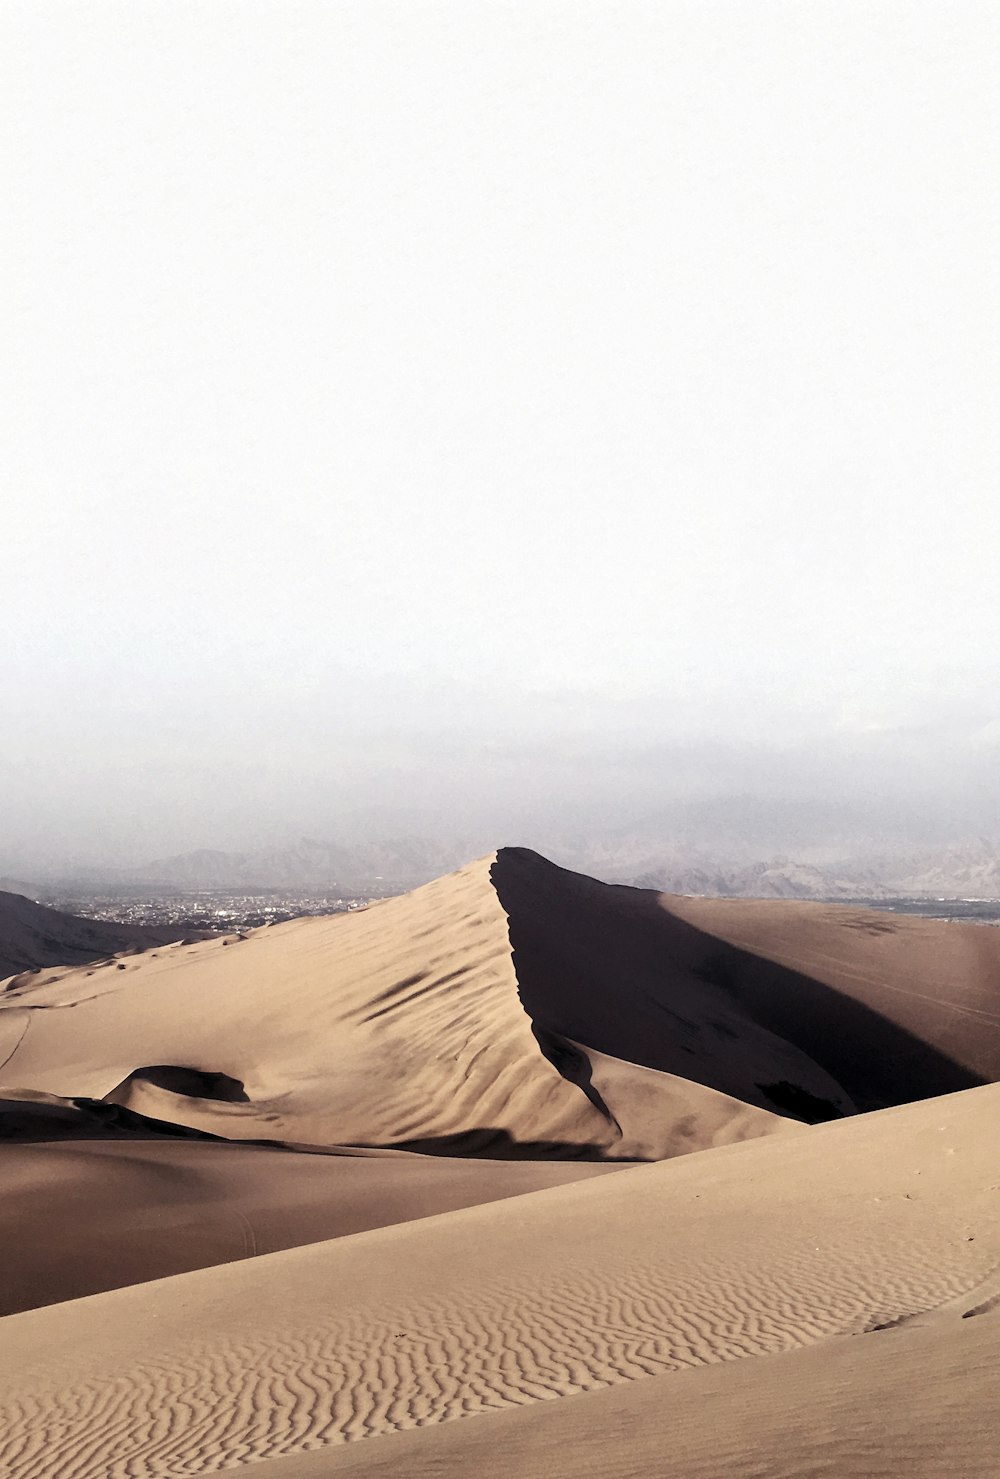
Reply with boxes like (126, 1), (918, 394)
(11, 827), (1000, 902)
(128, 835), (1000, 901)
(135, 837), (481, 891)
(628, 859), (892, 900)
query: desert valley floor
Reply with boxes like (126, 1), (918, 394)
(2, 847), (1000, 1476)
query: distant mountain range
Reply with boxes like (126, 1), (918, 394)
(631, 842), (1000, 900)
(133, 838), (483, 892)
(626, 859), (891, 900)
(10, 832), (1000, 903)
(111, 834), (1000, 901)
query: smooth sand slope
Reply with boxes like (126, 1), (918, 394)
(2, 1081), (999, 1478)
(0, 1127), (619, 1315)
(0, 889), (194, 980)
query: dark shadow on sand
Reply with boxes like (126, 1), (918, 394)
(386, 1126), (640, 1161)
(492, 848), (990, 1120)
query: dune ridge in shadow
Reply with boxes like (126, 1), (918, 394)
(492, 847), (993, 1119)
(668, 887), (1000, 1108)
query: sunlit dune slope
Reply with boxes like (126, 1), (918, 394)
(2, 1081), (998, 1478)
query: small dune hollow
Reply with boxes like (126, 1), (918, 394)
(756, 1080), (843, 1124)
(124, 1066), (249, 1102)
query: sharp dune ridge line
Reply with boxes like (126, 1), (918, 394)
(3, 855), (605, 1155)
(3, 846), (1000, 1476)
(0, 851), (813, 1160)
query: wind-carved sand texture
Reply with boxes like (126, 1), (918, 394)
(2, 1087), (1000, 1477)
(2, 848), (1000, 1476)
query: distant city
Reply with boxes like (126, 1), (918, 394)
(27, 884), (1000, 936)
(35, 888), (396, 934)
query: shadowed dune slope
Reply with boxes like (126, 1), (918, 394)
(0, 890), (193, 980)
(2, 1081), (999, 1478)
(493, 848), (1000, 1113)
(667, 888), (1000, 1109)
(0, 854), (799, 1159)
(0, 1127), (621, 1315)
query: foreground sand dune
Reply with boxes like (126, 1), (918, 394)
(280, 1299), (1000, 1479)
(2, 1081), (999, 1477)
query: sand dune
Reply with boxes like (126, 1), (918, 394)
(2, 1080), (998, 1477)
(1, 853), (811, 1159)
(667, 888), (1000, 1108)
(4, 846), (1000, 1476)
(495, 849), (1000, 1113)
(11, 846), (991, 1161)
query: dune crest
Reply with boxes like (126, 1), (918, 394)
(5, 847), (1000, 1166)
(0, 852), (815, 1160)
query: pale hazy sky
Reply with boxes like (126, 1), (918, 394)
(4, 2), (999, 869)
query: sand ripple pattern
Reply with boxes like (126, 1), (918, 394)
(0, 1213), (992, 1478)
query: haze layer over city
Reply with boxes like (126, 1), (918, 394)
(5, 1), (998, 892)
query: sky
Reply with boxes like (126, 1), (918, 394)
(3, 1), (999, 871)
